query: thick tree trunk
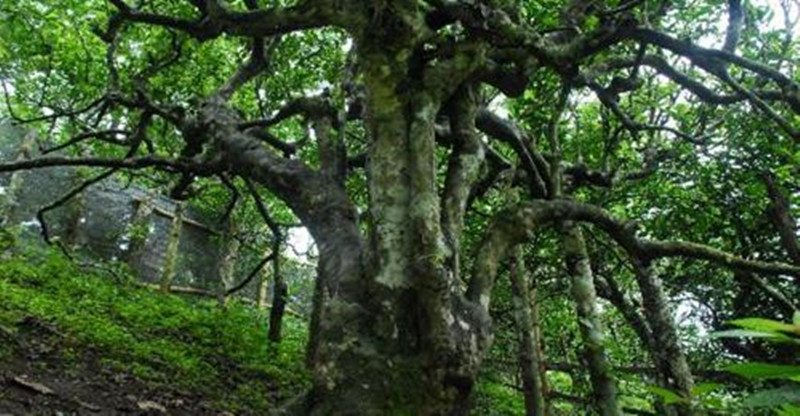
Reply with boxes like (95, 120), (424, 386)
(298, 46), (491, 415)
(301, 250), (490, 416)
(305, 268), (325, 367)
(561, 222), (621, 416)
(510, 246), (547, 416)
(171, 38), (492, 413)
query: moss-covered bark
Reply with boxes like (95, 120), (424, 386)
(302, 23), (491, 413)
(633, 259), (694, 416)
(561, 222), (621, 416)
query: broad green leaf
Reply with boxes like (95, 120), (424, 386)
(742, 386), (800, 408)
(793, 311), (800, 327)
(728, 318), (800, 335)
(725, 363), (800, 379)
(777, 403), (800, 416)
(646, 385), (687, 404)
(710, 329), (797, 342)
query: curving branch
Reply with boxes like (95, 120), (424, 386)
(468, 200), (800, 309)
(107, 0), (337, 41)
(238, 95), (337, 131)
(578, 75), (711, 145)
(476, 109), (549, 197)
(225, 252), (276, 296)
(215, 37), (280, 102)
(0, 155), (188, 174)
(441, 85), (485, 283)
(41, 129), (132, 155)
(216, 174), (238, 222)
(36, 169), (117, 244)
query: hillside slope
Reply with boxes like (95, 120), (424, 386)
(0, 247), (309, 415)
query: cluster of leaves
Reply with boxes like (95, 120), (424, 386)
(0, 245), (310, 413)
(713, 314), (800, 414)
(644, 313), (800, 414)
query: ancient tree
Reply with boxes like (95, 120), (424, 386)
(2, 0), (800, 414)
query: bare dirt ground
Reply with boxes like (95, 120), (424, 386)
(0, 317), (221, 416)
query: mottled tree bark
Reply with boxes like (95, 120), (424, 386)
(633, 259), (694, 416)
(293, 28), (491, 412)
(544, 78), (620, 414)
(510, 246), (546, 416)
(760, 171), (800, 322)
(305, 268), (325, 367)
(7, 1), (800, 415)
(561, 222), (622, 416)
(595, 273), (653, 352)
(764, 173), (800, 265)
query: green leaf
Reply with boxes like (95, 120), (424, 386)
(724, 363), (800, 379)
(742, 386), (800, 408)
(710, 329), (797, 342)
(691, 382), (723, 397)
(646, 385), (687, 404)
(793, 311), (800, 327)
(728, 318), (800, 335)
(776, 403), (800, 416)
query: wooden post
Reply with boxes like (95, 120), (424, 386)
(127, 196), (154, 261)
(217, 220), (240, 306)
(1, 129), (36, 225)
(267, 240), (285, 342)
(257, 248), (271, 310)
(159, 200), (184, 292)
